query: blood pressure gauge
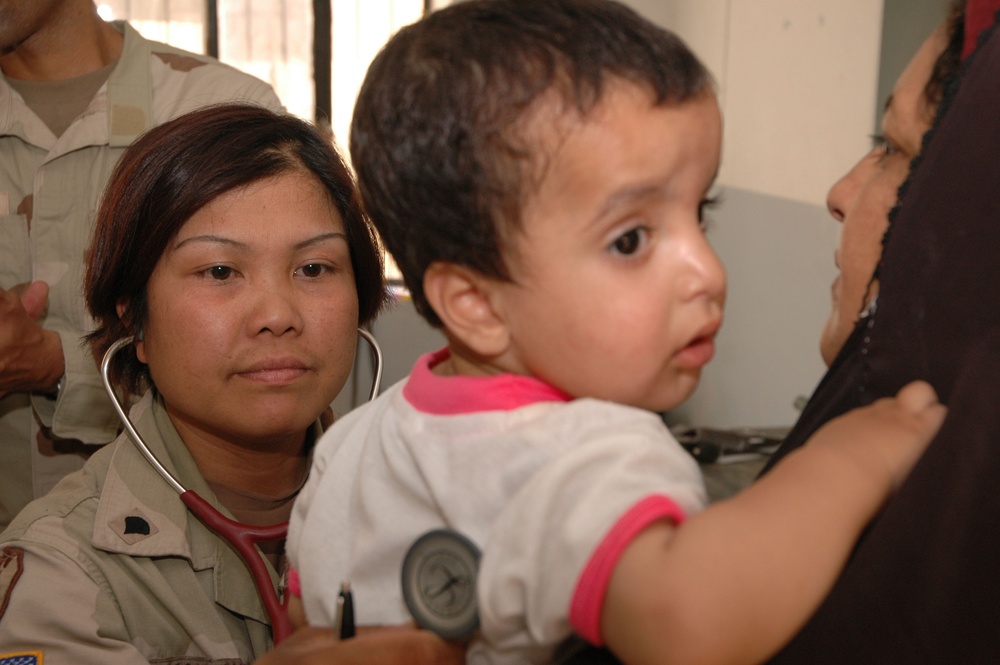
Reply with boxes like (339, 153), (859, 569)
(401, 528), (481, 639)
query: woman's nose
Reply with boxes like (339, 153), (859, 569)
(250, 279), (304, 335)
(827, 158), (866, 223)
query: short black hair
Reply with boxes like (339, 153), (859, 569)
(350, 0), (711, 326)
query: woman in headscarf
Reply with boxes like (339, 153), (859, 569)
(762, 1), (1000, 661)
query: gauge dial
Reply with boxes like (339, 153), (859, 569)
(401, 528), (481, 639)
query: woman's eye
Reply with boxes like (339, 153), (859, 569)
(610, 228), (646, 256)
(207, 265), (233, 280)
(296, 263), (328, 278)
(870, 133), (900, 160)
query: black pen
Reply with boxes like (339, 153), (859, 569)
(337, 581), (355, 639)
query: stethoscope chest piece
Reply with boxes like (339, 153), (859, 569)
(401, 528), (481, 640)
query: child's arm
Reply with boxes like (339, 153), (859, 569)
(253, 624), (465, 665)
(600, 380), (946, 665)
(287, 594), (308, 631)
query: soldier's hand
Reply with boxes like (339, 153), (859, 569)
(0, 281), (63, 396)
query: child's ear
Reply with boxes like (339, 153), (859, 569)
(423, 262), (510, 357)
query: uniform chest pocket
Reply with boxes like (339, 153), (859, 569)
(0, 212), (31, 289)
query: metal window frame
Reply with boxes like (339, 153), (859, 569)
(202, 0), (430, 125)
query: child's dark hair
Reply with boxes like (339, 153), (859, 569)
(350, 0), (712, 326)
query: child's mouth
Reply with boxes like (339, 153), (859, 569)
(675, 335), (716, 369)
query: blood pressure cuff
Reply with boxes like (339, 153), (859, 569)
(760, 11), (1000, 663)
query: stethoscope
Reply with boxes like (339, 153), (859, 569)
(100, 329), (383, 644)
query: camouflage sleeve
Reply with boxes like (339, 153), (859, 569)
(0, 543), (147, 665)
(38, 329), (122, 446)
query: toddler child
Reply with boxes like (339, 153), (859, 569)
(286, 1), (946, 663)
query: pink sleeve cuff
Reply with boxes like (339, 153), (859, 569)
(568, 494), (687, 645)
(287, 566), (301, 598)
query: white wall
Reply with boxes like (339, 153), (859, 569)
(634, 0), (883, 206)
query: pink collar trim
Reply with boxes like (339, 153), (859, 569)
(402, 348), (572, 415)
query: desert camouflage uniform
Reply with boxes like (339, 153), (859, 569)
(0, 392), (319, 664)
(0, 20), (282, 530)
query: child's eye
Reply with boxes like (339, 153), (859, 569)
(207, 265), (234, 280)
(698, 195), (721, 228)
(610, 228), (647, 256)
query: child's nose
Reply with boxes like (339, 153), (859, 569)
(686, 233), (727, 304)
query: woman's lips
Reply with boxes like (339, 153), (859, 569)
(236, 358), (310, 385)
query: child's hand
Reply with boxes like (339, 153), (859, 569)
(253, 624), (465, 665)
(809, 380), (946, 490)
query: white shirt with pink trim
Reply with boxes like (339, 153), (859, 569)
(287, 348), (706, 664)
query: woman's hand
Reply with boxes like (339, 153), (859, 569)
(254, 624), (466, 665)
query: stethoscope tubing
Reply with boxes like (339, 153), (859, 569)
(100, 329), (383, 644)
(101, 336), (185, 493)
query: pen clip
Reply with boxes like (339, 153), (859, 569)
(335, 580), (355, 640)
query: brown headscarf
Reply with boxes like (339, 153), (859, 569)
(760, 9), (1000, 663)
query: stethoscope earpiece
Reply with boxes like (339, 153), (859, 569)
(357, 327), (383, 401)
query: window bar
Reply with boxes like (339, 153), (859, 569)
(206, 0), (219, 58)
(313, 0), (333, 128)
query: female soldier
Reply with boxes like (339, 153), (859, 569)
(0, 103), (460, 665)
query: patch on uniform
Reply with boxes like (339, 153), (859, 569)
(0, 651), (43, 664)
(109, 508), (159, 545)
(152, 52), (206, 73)
(110, 103), (147, 137)
(0, 547), (24, 621)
